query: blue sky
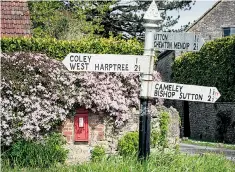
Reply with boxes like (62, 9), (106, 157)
(168, 0), (219, 29)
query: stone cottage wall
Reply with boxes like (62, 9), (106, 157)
(189, 102), (235, 143)
(60, 109), (139, 164)
(151, 105), (180, 147)
(188, 1), (235, 41)
(156, 51), (175, 82)
(60, 106), (180, 164)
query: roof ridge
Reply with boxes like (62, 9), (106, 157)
(186, 0), (222, 31)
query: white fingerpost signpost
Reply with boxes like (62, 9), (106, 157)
(62, 0), (221, 161)
(62, 53), (151, 73)
(153, 32), (205, 51)
(150, 82), (221, 103)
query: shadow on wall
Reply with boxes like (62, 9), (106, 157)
(216, 110), (234, 143)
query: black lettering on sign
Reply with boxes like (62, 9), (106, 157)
(134, 65), (140, 71)
(95, 64), (99, 70)
(70, 63), (89, 70)
(208, 95), (211, 102)
(179, 93), (183, 99)
(194, 35), (199, 42)
(154, 34), (168, 41)
(70, 63), (76, 70)
(105, 64), (109, 71)
(193, 43), (198, 50)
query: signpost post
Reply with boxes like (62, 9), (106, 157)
(153, 32), (205, 51)
(139, 0), (162, 160)
(150, 82), (221, 103)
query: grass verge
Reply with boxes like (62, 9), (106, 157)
(2, 152), (235, 172)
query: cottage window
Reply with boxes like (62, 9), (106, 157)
(222, 27), (235, 37)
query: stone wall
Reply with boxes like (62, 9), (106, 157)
(156, 51), (175, 82)
(189, 102), (235, 143)
(188, 1), (235, 41)
(61, 109), (139, 164)
(151, 105), (180, 147)
(60, 106), (180, 164)
(164, 100), (185, 137)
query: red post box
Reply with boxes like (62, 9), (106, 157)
(74, 108), (89, 141)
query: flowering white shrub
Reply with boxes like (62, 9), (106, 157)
(1, 52), (162, 146)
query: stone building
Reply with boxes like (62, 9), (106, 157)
(156, 0), (235, 143)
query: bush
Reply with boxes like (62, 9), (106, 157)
(172, 36), (235, 102)
(118, 112), (170, 156)
(118, 132), (139, 156)
(151, 129), (160, 148)
(151, 111), (170, 149)
(1, 36), (143, 60)
(91, 145), (106, 162)
(1, 133), (68, 168)
(159, 111), (169, 148)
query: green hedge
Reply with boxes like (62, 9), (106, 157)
(172, 36), (235, 102)
(1, 36), (143, 60)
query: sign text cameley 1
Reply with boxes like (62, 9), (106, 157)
(62, 53), (151, 73)
(150, 82), (220, 103)
(153, 32), (205, 51)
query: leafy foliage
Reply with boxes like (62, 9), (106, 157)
(159, 111), (169, 148)
(1, 133), (68, 168)
(117, 132), (139, 156)
(172, 36), (235, 102)
(118, 111), (170, 156)
(150, 129), (160, 148)
(151, 111), (170, 149)
(28, 1), (68, 39)
(28, 1), (113, 39)
(91, 145), (106, 162)
(27, 1), (194, 40)
(1, 37), (143, 60)
(103, 0), (194, 39)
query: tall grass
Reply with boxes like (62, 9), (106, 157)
(1, 133), (68, 168)
(2, 152), (235, 172)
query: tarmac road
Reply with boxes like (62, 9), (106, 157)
(180, 143), (235, 161)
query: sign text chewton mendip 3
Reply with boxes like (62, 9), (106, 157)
(154, 32), (205, 51)
(150, 82), (221, 103)
(62, 53), (151, 73)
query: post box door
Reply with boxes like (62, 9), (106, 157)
(74, 113), (88, 141)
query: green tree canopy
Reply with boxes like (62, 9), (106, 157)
(28, 0), (195, 40)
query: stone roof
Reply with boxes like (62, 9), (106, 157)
(1, 0), (31, 37)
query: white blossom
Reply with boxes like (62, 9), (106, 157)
(1, 52), (162, 146)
